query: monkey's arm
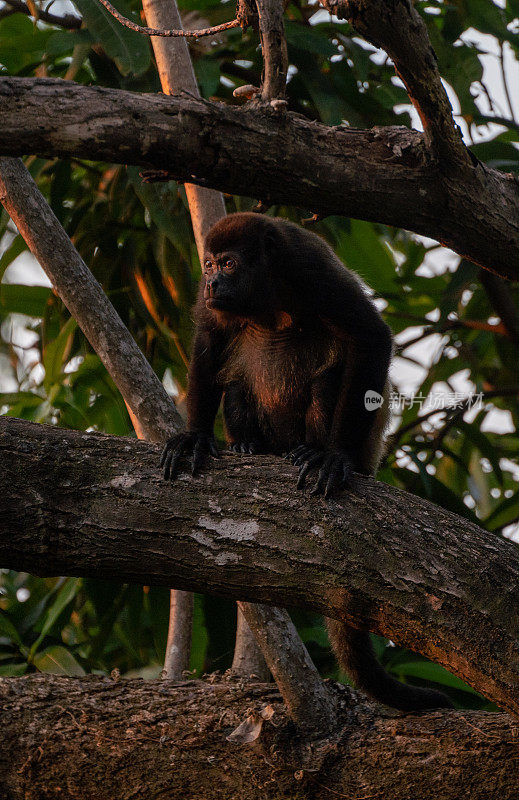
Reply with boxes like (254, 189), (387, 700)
(292, 279), (392, 496)
(330, 315), (392, 452)
(161, 324), (224, 479)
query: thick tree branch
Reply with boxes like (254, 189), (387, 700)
(1, 416), (518, 717)
(319, 0), (470, 167)
(2, 675), (518, 800)
(1, 77), (517, 279)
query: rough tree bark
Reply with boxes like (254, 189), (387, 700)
(1, 416), (518, 718)
(1, 675), (518, 800)
(1, 77), (517, 279)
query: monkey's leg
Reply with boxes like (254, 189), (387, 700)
(223, 382), (267, 454)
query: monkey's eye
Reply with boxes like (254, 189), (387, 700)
(204, 260), (215, 275)
(223, 258), (237, 274)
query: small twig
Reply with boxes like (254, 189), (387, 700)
(94, 0), (241, 38)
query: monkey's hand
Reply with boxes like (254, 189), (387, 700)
(228, 440), (263, 454)
(161, 432), (219, 480)
(288, 445), (355, 498)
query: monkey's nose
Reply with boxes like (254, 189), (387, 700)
(207, 277), (220, 296)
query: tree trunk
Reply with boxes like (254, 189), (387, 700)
(1, 416), (518, 716)
(1, 674), (517, 800)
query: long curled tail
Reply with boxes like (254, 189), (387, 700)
(326, 619), (454, 711)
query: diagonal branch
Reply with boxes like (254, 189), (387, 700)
(0, 157), (182, 443)
(1, 416), (518, 717)
(1, 78), (517, 279)
(319, 0), (471, 167)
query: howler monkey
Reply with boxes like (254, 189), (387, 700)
(161, 212), (452, 711)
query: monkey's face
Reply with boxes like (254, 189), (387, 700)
(203, 249), (266, 317)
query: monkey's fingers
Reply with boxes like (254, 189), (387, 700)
(309, 455), (334, 496)
(161, 436), (186, 479)
(342, 461), (355, 490)
(324, 459), (344, 498)
(162, 449), (174, 480)
(229, 440), (260, 454)
(208, 438), (220, 458)
(191, 438), (205, 475)
(289, 445), (318, 466)
(167, 445), (187, 480)
(160, 436), (179, 468)
(296, 452), (323, 489)
(286, 444), (310, 462)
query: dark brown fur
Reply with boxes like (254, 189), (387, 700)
(161, 213), (452, 712)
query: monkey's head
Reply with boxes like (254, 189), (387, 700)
(202, 213), (282, 322)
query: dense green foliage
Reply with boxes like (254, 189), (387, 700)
(0, 0), (518, 709)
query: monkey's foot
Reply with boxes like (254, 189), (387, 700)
(228, 441), (263, 454)
(288, 445), (355, 498)
(160, 432), (219, 480)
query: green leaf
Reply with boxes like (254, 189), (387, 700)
(0, 284), (51, 317)
(0, 391), (44, 409)
(0, 663), (28, 676)
(395, 661), (479, 695)
(29, 578), (81, 658)
(470, 140), (519, 172)
(465, 0), (508, 39)
(33, 645), (85, 676)
(127, 167), (192, 262)
(194, 58), (222, 98)
(43, 316), (77, 390)
(0, 612), (22, 646)
(285, 21), (338, 58)
(73, 0), (151, 76)
(46, 29), (95, 57)
(329, 219), (398, 294)
(0, 16), (51, 73)
(0, 235), (27, 282)
(484, 492), (519, 531)
(455, 419), (504, 484)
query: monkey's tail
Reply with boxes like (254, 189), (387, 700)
(326, 619), (454, 711)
